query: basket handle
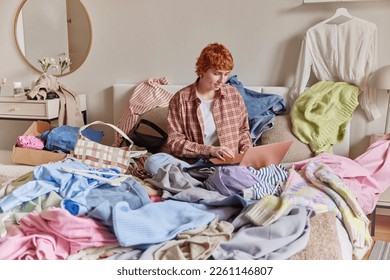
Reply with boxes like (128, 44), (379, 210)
(78, 120), (133, 146)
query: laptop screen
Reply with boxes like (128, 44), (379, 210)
(210, 140), (293, 169)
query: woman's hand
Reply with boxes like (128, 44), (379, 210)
(209, 146), (234, 160)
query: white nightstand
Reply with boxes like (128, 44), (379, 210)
(0, 94), (87, 123)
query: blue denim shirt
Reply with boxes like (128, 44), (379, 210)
(226, 75), (286, 145)
(40, 125), (104, 153)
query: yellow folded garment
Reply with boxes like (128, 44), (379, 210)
(291, 81), (359, 154)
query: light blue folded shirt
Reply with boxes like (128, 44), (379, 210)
(113, 200), (216, 248)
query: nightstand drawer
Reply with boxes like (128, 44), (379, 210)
(0, 94), (86, 121)
(0, 102), (48, 117)
(0, 99), (60, 119)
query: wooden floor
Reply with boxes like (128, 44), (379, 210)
(363, 214), (390, 260)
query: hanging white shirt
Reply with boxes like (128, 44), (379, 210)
(291, 17), (379, 121)
(197, 94), (220, 146)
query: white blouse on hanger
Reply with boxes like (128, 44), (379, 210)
(291, 16), (380, 121)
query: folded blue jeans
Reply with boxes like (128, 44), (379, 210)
(40, 125), (104, 153)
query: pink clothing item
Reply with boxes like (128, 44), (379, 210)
(0, 208), (117, 260)
(292, 153), (375, 214)
(369, 133), (390, 145)
(17, 135), (45, 150)
(150, 195), (163, 203)
(354, 139), (390, 195)
(291, 140), (390, 215)
(114, 77), (172, 146)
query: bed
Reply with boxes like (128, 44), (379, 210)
(0, 82), (376, 260)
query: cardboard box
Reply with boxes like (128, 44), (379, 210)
(12, 121), (67, 166)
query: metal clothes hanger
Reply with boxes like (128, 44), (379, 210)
(326, 1), (353, 25)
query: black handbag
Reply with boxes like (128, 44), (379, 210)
(127, 119), (168, 153)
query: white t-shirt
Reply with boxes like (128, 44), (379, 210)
(197, 94), (220, 146)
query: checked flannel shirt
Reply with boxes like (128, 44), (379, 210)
(167, 81), (251, 158)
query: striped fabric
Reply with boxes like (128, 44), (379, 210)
(247, 164), (288, 199)
(245, 161), (372, 259)
(114, 78), (173, 147)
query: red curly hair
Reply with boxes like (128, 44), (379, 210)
(195, 43), (234, 77)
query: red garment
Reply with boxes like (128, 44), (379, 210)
(167, 81), (251, 158)
(114, 77), (172, 146)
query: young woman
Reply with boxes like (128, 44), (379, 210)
(144, 43), (251, 175)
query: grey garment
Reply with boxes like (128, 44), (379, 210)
(172, 187), (252, 209)
(171, 187), (254, 222)
(204, 166), (262, 196)
(190, 204), (241, 223)
(230, 201), (293, 231)
(144, 163), (203, 196)
(171, 187), (236, 221)
(211, 206), (312, 260)
(172, 187), (227, 203)
(228, 204), (256, 230)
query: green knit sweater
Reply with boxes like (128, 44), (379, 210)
(291, 81), (359, 154)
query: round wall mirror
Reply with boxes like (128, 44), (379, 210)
(14, 0), (92, 76)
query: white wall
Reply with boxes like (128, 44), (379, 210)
(1, 0), (390, 158)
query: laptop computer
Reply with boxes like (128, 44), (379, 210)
(209, 140), (293, 169)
